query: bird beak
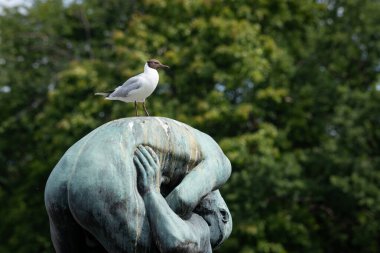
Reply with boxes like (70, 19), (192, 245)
(159, 64), (170, 69)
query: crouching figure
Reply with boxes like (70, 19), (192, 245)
(45, 117), (232, 253)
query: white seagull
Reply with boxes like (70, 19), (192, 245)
(95, 59), (169, 116)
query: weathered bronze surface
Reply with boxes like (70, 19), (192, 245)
(45, 117), (232, 252)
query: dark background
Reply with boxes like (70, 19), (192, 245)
(0, 0), (379, 252)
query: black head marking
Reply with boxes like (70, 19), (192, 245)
(147, 59), (169, 69)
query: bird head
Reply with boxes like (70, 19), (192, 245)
(147, 59), (170, 70)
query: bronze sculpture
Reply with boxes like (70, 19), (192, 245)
(45, 117), (232, 252)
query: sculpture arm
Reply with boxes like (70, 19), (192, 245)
(166, 153), (231, 218)
(133, 146), (212, 253)
(143, 191), (212, 253)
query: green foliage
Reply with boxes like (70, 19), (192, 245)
(1, 0), (379, 252)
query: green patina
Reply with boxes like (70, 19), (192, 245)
(45, 117), (232, 253)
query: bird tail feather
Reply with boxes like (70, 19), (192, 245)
(95, 92), (110, 96)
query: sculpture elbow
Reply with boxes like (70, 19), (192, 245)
(216, 154), (231, 187)
(222, 155), (232, 180)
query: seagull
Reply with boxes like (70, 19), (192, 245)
(95, 59), (169, 116)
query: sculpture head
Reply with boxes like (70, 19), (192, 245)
(194, 190), (232, 248)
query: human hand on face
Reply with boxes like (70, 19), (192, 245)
(133, 145), (161, 196)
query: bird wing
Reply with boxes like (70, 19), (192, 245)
(109, 75), (142, 98)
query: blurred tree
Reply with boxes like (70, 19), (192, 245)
(0, 0), (379, 252)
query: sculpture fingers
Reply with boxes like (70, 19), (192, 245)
(138, 146), (157, 167)
(135, 149), (153, 173)
(133, 156), (145, 178)
(145, 146), (160, 165)
(133, 156), (148, 194)
(135, 148), (157, 184)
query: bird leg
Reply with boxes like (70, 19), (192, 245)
(143, 101), (150, 116)
(134, 101), (138, 116)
